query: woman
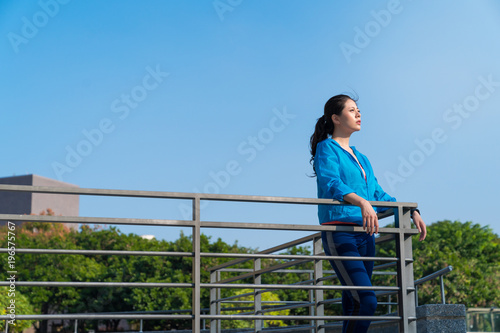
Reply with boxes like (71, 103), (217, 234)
(310, 94), (426, 333)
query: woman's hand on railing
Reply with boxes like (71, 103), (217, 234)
(411, 211), (427, 241)
(343, 193), (379, 235)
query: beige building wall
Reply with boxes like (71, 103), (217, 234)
(0, 174), (79, 230)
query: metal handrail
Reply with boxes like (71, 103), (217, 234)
(414, 266), (453, 286)
(414, 266), (453, 306)
(0, 184), (420, 332)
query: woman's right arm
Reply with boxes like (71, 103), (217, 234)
(343, 192), (379, 235)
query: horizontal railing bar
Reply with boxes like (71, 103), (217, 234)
(215, 253), (398, 262)
(414, 266), (453, 286)
(198, 221), (420, 235)
(199, 314), (402, 321)
(0, 281), (193, 288)
(0, 314), (193, 320)
(319, 316), (405, 329)
(0, 313), (402, 321)
(0, 184), (418, 208)
(0, 281), (399, 291)
(0, 214), (195, 227)
(220, 268), (315, 273)
(204, 283), (399, 291)
(216, 253), (398, 262)
(223, 301), (306, 305)
(0, 184), (198, 200)
(0, 248), (192, 257)
(256, 325), (315, 333)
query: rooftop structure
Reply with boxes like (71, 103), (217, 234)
(0, 174), (79, 229)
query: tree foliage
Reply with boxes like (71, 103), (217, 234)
(220, 288), (290, 329)
(376, 220), (500, 308)
(1, 218), (499, 332)
(412, 220), (500, 307)
(0, 287), (34, 333)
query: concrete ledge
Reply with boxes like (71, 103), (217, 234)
(322, 304), (467, 333)
(416, 304), (467, 333)
(157, 304), (467, 333)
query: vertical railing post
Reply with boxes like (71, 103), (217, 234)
(440, 275), (446, 304)
(4, 320), (8, 333)
(74, 319), (78, 333)
(210, 269), (221, 333)
(395, 205), (417, 333)
(254, 258), (263, 332)
(491, 309), (495, 332)
(309, 271), (315, 321)
(313, 235), (324, 333)
(192, 196), (202, 333)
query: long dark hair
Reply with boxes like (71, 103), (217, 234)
(309, 94), (357, 173)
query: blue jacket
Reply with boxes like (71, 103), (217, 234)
(314, 138), (396, 225)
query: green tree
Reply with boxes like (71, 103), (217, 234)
(71, 225), (138, 332)
(412, 220), (500, 307)
(0, 287), (35, 333)
(127, 231), (256, 331)
(220, 288), (290, 329)
(377, 220), (500, 308)
(12, 217), (499, 332)
(0, 214), (102, 333)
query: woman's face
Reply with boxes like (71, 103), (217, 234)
(332, 99), (361, 134)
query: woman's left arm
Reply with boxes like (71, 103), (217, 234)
(411, 210), (427, 241)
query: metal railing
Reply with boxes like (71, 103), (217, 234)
(467, 307), (500, 332)
(414, 266), (453, 306)
(0, 184), (421, 333)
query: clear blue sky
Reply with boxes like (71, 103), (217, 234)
(2, 0), (500, 250)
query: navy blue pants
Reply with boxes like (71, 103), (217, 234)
(321, 231), (377, 333)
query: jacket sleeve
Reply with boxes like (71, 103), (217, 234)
(315, 141), (355, 201)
